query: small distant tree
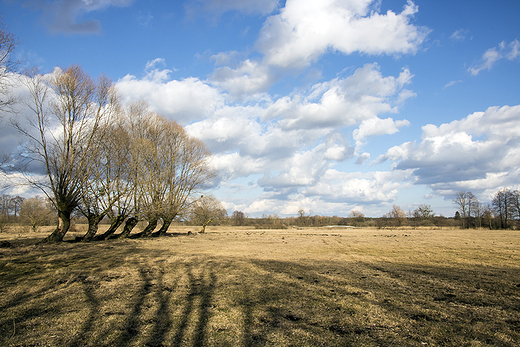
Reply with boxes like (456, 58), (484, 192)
(416, 204), (434, 220)
(9, 196), (25, 218)
(481, 205), (495, 229)
(389, 205), (406, 227)
(453, 191), (479, 228)
(189, 195), (227, 233)
(0, 194), (11, 218)
(348, 210), (365, 226)
(297, 208), (307, 226)
(232, 210), (246, 226)
(492, 188), (515, 229)
(20, 196), (55, 232)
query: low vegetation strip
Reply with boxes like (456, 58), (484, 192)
(0, 227), (519, 346)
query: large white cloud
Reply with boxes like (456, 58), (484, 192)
(209, 59), (277, 100)
(278, 63), (414, 131)
(377, 105), (520, 198)
(256, 0), (429, 69)
(116, 60), (223, 124)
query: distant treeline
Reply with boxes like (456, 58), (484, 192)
(2, 187), (519, 233)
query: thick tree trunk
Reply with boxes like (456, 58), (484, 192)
(43, 209), (71, 243)
(153, 217), (173, 236)
(82, 215), (102, 242)
(102, 215), (125, 240)
(117, 217), (138, 239)
(139, 218), (159, 237)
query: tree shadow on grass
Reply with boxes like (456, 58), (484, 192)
(2, 239), (519, 347)
(0, 241), (220, 347)
(245, 258), (520, 346)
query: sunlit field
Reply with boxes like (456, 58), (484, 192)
(1, 226), (519, 346)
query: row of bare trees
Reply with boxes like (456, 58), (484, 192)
(453, 189), (520, 229)
(12, 66), (216, 242)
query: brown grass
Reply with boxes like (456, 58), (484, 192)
(0, 226), (519, 346)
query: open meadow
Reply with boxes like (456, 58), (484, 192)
(1, 226), (519, 346)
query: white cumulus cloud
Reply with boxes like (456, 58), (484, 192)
(377, 104), (520, 197)
(256, 0), (429, 69)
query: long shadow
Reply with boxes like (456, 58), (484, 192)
(111, 267), (153, 347)
(170, 260), (217, 347)
(247, 258), (520, 346)
(67, 282), (100, 347)
(0, 240), (170, 347)
(193, 264), (217, 347)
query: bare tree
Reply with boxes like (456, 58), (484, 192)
(0, 194), (11, 217)
(145, 114), (217, 237)
(0, 19), (19, 117)
(15, 66), (118, 242)
(20, 196), (55, 232)
(9, 196), (24, 218)
(101, 102), (146, 239)
(189, 194), (226, 233)
(389, 205), (406, 227)
(104, 105), (217, 239)
(492, 188), (515, 229)
(348, 210), (365, 226)
(232, 210), (246, 226)
(77, 108), (140, 241)
(415, 204), (434, 220)
(453, 191), (478, 228)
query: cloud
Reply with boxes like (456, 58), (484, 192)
(209, 59), (277, 100)
(116, 60), (223, 124)
(443, 80), (462, 89)
(468, 39), (520, 75)
(353, 117), (410, 151)
(28, 0), (133, 34)
(377, 104), (520, 197)
(355, 152), (371, 165)
(185, 0), (279, 19)
(450, 29), (470, 42)
(137, 11), (154, 27)
(303, 168), (415, 204)
(256, 0), (430, 69)
(278, 63), (414, 131)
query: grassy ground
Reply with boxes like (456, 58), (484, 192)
(0, 226), (519, 346)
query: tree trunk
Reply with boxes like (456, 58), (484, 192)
(118, 217), (138, 239)
(153, 217), (172, 236)
(199, 219), (212, 234)
(139, 218), (159, 237)
(82, 215), (102, 242)
(102, 214), (125, 240)
(43, 209), (71, 243)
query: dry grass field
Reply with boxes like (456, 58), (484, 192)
(1, 226), (519, 346)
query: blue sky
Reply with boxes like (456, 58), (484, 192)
(2, 0), (520, 218)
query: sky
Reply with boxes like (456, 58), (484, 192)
(1, 0), (520, 218)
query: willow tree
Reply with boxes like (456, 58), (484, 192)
(127, 112), (217, 237)
(102, 102), (148, 239)
(155, 119), (217, 235)
(16, 66), (118, 242)
(79, 115), (133, 241)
